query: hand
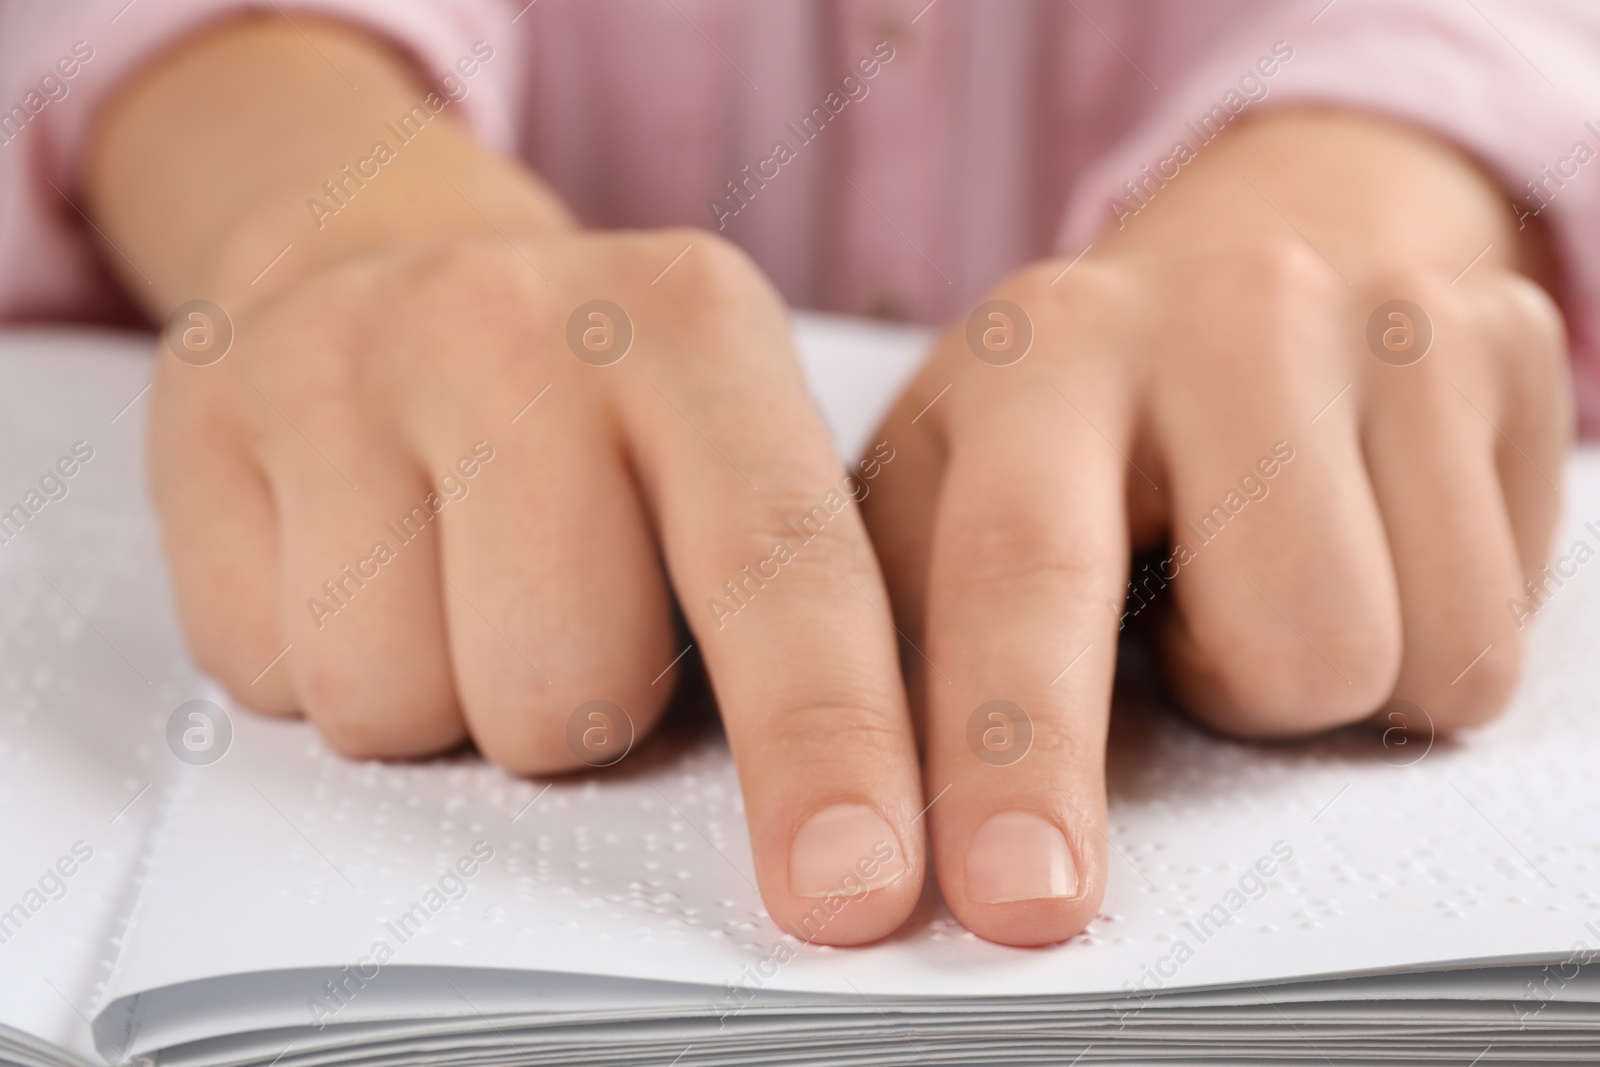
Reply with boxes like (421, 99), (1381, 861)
(862, 110), (1572, 946)
(153, 228), (929, 942)
(90, 18), (927, 945)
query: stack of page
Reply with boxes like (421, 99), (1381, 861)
(1, 321), (1597, 1067)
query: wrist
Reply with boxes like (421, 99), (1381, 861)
(200, 127), (574, 310)
(1099, 108), (1545, 286)
(85, 15), (574, 317)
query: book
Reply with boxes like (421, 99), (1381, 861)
(1, 320), (1596, 1067)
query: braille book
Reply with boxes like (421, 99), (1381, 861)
(3, 325), (1595, 1067)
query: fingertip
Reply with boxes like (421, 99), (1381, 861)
(788, 803), (907, 897)
(965, 810), (1077, 903)
(770, 883), (921, 947)
(955, 897), (1099, 948)
(942, 808), (1106, 948)
(760, 801), (924, 946)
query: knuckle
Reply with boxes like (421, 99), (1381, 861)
(1163, 240), (1348, 363)
(428, 238), (549, 304)
(352, 242), (551, 359)
(1189, 598), (1401, 736)
(1486, 272), (1568, 362)
(1358, 266), (1455, 355)
(760, 697), (907, 766)
(1363, 260), (1449, 303)
(748, 482), (866, 554)
(610, 229), (787, 377)
(938, 503), (1112, 599)
(465, 703), (575, 776)
(1005, 256), (1127, 305)
(689, 486), (879, 623)
(984, 258), (1137, 350)
(1490, 275), (1573, 432)
(1204, 237), (1347, 306)
(632, 227), (774, 306)
(1408, 637), (1524, 733)
(299, 661), (463, 761)
(948, 543), (1103, 603)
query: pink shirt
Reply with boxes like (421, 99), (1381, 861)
(5, 0), (1600, 430)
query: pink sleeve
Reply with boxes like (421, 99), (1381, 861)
(1055, 0), (1600, 436)
(0, 0), (526, 325)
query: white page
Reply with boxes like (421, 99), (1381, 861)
(4, 324), (1598, 1060)
(0, 315), (924, 1061)
(92, 316), (1600, 1008)
(0, 330), (199, 1062)
(102, 635), (1600, 1002)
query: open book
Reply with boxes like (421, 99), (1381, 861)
(2, 321), (1597, 1067)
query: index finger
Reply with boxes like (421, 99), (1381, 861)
(611, 235), (926, 945)
(921, 345), (1134, 947)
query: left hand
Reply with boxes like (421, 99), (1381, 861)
(860, 109), (1572, 947)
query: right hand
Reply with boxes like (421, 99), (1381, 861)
(91, 14), (924, 945)
(151, 227), (927, 943)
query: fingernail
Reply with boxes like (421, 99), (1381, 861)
(965, 811), (1078, 904)
(789, 803), (907, 898)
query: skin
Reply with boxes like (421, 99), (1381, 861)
(863, 112), (1570, 945)
(85, 18), (1570, 949)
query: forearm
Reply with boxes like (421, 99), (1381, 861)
(83, 15), (573, 314)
